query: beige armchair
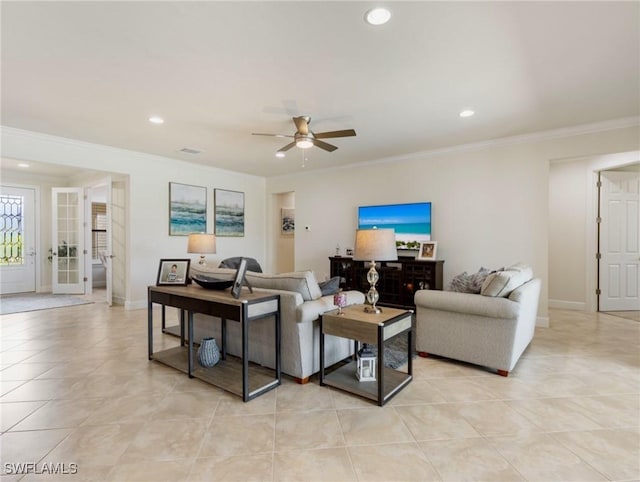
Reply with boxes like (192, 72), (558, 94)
(414, 268), (541, 376)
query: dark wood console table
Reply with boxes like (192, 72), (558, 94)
(148, 285), (281, 402)
(329, 256), (444, 309)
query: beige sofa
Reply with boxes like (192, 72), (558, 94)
(186, 265), (365, 383)
(414, 264), (541, 376)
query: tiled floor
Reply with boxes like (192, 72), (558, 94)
(1, 301), (639, 481)
(602, 311), (640, 322)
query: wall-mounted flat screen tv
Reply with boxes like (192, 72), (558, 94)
(358, 202), (431, 249)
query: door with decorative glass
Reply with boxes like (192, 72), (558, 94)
(52, 187), (85, 294)
(0, 186), (36, 294)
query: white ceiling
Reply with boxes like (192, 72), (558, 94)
(2, 1), (639, 178)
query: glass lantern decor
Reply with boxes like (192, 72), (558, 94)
(356, 343), (377, 382)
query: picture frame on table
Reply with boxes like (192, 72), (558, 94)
(417, 241), (437, 261)
(156, 259), (191, 286)
(231, 257), (253, 299)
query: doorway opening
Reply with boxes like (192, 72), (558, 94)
(272, 191), (295, 273)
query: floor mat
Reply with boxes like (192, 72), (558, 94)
(0, 293), (92, 315)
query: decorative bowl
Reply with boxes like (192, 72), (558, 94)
(191, 275), (234, 290)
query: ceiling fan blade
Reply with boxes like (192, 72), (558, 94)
(251, 133), (294, 138)
(313, 139), (338, 152)
(278, 141), (297, 152)
(314, 129), (356, 139)
(293, 116), (309, 135)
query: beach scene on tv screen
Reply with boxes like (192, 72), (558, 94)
(358, 203), (431, 249)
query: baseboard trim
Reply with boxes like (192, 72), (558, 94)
(548, 299), (586, 311)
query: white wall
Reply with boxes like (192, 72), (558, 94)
(548, 159), (588, 310)
(1, 127), (267, 309)
(266, 123), (640, 321)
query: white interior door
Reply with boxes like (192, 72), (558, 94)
(103, 178), (115, 306)
(0, 186), (36, 294)
(110, 180), (126, 305)
(52, 187), (85, 294)
(599, 170), (640, 311)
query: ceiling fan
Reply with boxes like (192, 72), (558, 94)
(252, 116), (356, 155)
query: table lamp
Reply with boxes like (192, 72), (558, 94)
(353, 228), (397, 313)
(187, 233), (216, 265)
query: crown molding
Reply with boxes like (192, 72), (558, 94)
(4, 116), (639, 180)
(0, 126), (264, 180)
(339, 116), (640, 173)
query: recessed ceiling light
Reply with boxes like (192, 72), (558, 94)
(365, 7), (391, 26)
(275, 151), (286, 158)
(459, 110), (475, 118)
(148, 116), (164, 124)
(18, 162), (30, 168)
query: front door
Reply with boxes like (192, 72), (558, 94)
(599, 170), (640, 311)
(0, 186), (36, 294)
(52, 187), (85, 294)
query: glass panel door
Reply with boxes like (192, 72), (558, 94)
(52, 187), (85, 294)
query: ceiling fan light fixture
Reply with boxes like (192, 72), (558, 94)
(365, 7), (391, 26)
(296, 139), (314, 149)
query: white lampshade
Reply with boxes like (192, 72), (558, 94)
(353, 229), (397, 262)
(187, 233), (216, 255)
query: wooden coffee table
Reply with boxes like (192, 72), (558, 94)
(319, 304), (413, 406)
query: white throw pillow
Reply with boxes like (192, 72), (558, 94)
(481, 264), (533, 297)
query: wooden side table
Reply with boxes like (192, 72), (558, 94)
(319, 304), (413, 406)
(148, 285), (281, 402)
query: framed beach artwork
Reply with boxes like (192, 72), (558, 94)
(417, 241), (437, 261)
(169, 182), (207, 236)
(281, 208), (295, 235)
(215, 189), (245, 237)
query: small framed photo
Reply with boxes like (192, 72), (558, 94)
(281, 208), (295, 235)
(231, 257), (250, 299)
(157, 259), (190, 286)
(418, 241), (437, 261)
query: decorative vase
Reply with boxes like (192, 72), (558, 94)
(197, 337), (220, 368)
(333, 292), (348, 315)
